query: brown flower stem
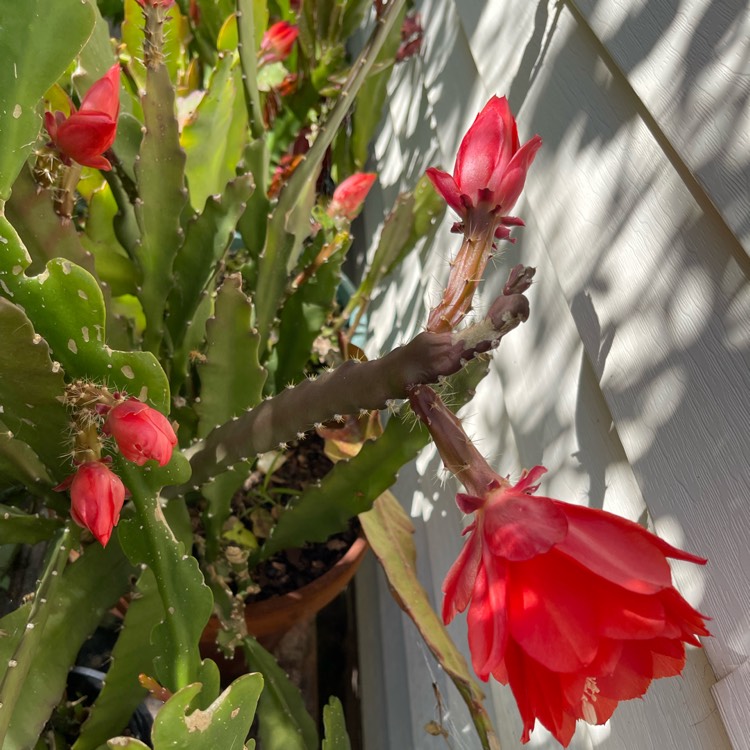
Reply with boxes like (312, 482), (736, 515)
(427, 222), (496, 332)
(165, 278), (531, 497)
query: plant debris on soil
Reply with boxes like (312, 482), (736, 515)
(206, 433), (360, 602)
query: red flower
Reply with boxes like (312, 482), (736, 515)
(327, 173), (377, 221)
(259, 21), (299, 66)
(63, 461), (126, 546)
(104, 398), (177, 467)
(44, 64), (120, 171)
(443, 466), (709, 746)
(426, 96), (541, 236)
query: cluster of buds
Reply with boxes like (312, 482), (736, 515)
(55, 383), (177, 546)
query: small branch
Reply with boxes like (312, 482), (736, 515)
(167, 272), (532, 495)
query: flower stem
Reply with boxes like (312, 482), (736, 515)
(427, 223), (496, 332)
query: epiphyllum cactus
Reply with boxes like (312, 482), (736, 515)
(409, 385), (710, 747)
(44, 64), (120, 170)
(426, 96), (542, 332)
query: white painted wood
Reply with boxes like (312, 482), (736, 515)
(356, 0), (747, 746)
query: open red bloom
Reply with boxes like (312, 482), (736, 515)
(63, 461), (126, 547)
(327, 173), (377, 221)
(426, 96), (541, 235)
(44, 64), (121, 171)
(443, 466), (710, 746)
(259, 21), (299, 66)
(103, 398), (177, 467)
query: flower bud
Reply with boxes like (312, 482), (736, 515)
(327, 173), (377, 221)
(67, 461), (126, 546)
(104, 398), (177, 467)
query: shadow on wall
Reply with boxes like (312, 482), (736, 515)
(393, 0), (750, 706)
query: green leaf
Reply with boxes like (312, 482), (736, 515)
(322, 696), (351, 750)
(257, 408), (429, 560)
(117, 463), (213, 692)
(243, 637), (318, 750)
(274, 232), (348, 391)
(182, 55), (248, 211)
(81, 183), (139, 297)
(133, 61), (188, 353)
(0, 217), (171, 413)
(5, 165), (98, 277)
(0, 297), (70, 479)
(0, 534), (134, 750)
(142, 675), (262, 749)
(0, 0), (95, 201)
(350, 4), (406, 169)
(72, 570), (164, 750)
(0, 504), (62, 545)
(195, 274), (266, 436)
(167, 174), (255, 356)
(360, 492), (500, 750)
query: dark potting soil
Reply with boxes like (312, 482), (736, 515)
(234, 433), (360, 602)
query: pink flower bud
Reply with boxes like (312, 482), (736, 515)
(66, 461), (126, 546)
(104, 398), (177, 467)
(259, 21), (299, 66)
(327, 173), (377, 221)
(425, 96), (541, 234)
(44, 64), (121, 171)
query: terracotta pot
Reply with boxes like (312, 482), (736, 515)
(200, 535), (368, 672)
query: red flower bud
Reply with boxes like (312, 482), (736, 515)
(327, 173), (377, 221)
(44, 64), (121, 171)
(104, 398), (177, 467)
(66, 461), (126, 546)
(259, 21), (299, 66)
(426, 96), (541, 234)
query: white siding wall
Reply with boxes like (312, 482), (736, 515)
(357, 0), (750, 748)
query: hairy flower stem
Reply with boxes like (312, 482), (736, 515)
(167, 277), (531, 496)
(408, 384), (499, 498)
(427, 217), (499, 332)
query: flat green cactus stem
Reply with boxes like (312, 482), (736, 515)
(133, 61), (188, 354)
(0, 217), (171, 413)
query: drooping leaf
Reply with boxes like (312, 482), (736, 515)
(360, 492), (500, 750)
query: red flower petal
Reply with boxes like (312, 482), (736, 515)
(80, 64), (121, 120)
(425, 167), (464, 215)
(441, 524), (482, 622)
(466, 553), (508, 678)
(508, 550), (599, 672)
(484, 490), (567, 561)
(554, 502), (675, 594)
